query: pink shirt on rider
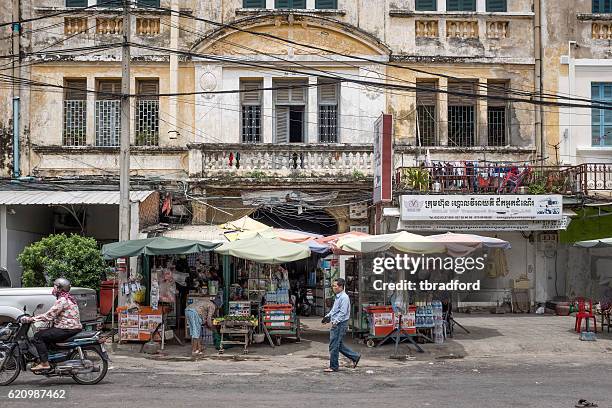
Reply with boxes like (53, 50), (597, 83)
(32, 297), (82, 330)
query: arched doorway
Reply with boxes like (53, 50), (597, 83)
(251, 205), (338, 236)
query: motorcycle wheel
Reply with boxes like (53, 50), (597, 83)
(69, 347), (108, 385)
(0, 352), (21, 386)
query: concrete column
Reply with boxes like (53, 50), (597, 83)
(308, 76), (318, 143)
(266, 0), (274, 8)
(168, 0), (179, 147)
(86, 76), (96, 145)
(439, 0), (447, 12)
(477, 78), (488, 146)
(438, 77), (448, 146)
(130, 201), (139, 240)
(306, 0), (315, 9)
(477, 0), (486, 12)
(263, 76), (274, 143)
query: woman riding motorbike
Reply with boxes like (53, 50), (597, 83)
(20, 278), (82, 372)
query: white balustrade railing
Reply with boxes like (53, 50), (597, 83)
(194, 145), (374, 178)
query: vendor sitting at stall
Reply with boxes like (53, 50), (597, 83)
(185, 297), (217, 356)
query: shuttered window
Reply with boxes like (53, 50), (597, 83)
(319, 81), (339, 143)
(66, 0), (87, 7)
(315, 0), (338, 9)
(244, 0), (266, 7)
(446, 0), (476, 11)
(97, 79), (121, 100)
(416, 81), (437, 146)
(487, 81), (508, 146)
(137, 0), (160, 7)
(63, 79), (87, 146)
(486, 0), (507, 12)
(448, 81), (476, 147)
(275, 80), (306, 143)
(274, 81), (307, 105)
(415, 0), (437, 11)
(241, 81), (263, 143)
(275, 0), (307, 9)
(97, 0), (122, 7)
(593, 0), (612, 13)
(135, 80), (159, 146)
(592, 83), (612, 146)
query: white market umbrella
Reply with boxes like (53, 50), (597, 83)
(336, 231), (446, 254)
(428, 232), (511, 257)
(574, 238), (612, 248)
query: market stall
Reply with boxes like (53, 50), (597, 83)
(214, 236), (311, 349)
(101, 237), (221, 347)
(335, 231), (510, 348)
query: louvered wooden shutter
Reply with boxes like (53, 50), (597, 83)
(98, 0), (122, 7)
(486, 0), (506, 12)
(291, 0), (306, 8)
(594, 0), (601, 13)
(315, 0), (337, 9)
(276, 107), (289, 143)
(416, 81), (436, 106)
(138, 0), (160, 7)
(275, 81), (306, 104)
(447, 0), (475, 11)
(241, 81), (262, 105)
(448, 82), (476, 105)
(244, 0), (266, 8)
(275, 0), (291, 8)
(487, 82), (507, 107)
(66, 0), (87, 7)
(98, 80), (121, 100)
(138, 80), (159, 100)
(319, 82), (338, 104)
(415, 0), (437, 11)
(65, 79), (87, 100)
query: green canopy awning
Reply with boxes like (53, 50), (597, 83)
(102, 237), (221, 260)
(214, 236), (311, 264)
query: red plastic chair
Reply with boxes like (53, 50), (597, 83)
(574, 298), (597, 333)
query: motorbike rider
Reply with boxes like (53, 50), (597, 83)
(20, 278), (82, 372)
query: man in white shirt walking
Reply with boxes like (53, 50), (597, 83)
(322, 278), (361, 372)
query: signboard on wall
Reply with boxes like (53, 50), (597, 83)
(397, 216), (571, 232)
(373, 114), (393, 204)
(400, 195), (563, 221)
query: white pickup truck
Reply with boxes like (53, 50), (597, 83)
(0, 287), (99, 328)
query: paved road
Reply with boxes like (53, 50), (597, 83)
(1, 355), (611, 408)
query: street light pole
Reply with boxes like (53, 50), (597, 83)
(119, 0), (131, 242)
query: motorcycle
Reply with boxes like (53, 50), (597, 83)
(0, 305), (109, 386)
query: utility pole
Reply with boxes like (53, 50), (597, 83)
(119, 0), (131, 241)
(12, 0), (21, 179)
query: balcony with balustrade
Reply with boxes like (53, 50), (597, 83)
(187, 143), (374, 183)
(395, 163), (612, 196)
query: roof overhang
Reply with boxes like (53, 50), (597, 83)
(0, 190), (156, 205)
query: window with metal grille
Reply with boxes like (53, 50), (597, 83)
(416, 81), (437, 146)
(593, 0), (612, 13)
(415, 0), (437, 11)
(63, 79), (87, 146)
(448, 81), (476, 147)
(95, 80), (121, 147)
(487, 81), (508, 146)
(486, 0), (507, 12)
(244, 0), (266, 7)
(319, 81), (339, 143)
(135, 80), (159, 146)
(592, 83), (612, 146)
(446, 0), (476, 11)
(66, 0), (87, 7)
(274, 80), (307, 143)
(315, 0), (337, 9)
(241, 80), (263, 143)
(275, 0), (306, 9)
